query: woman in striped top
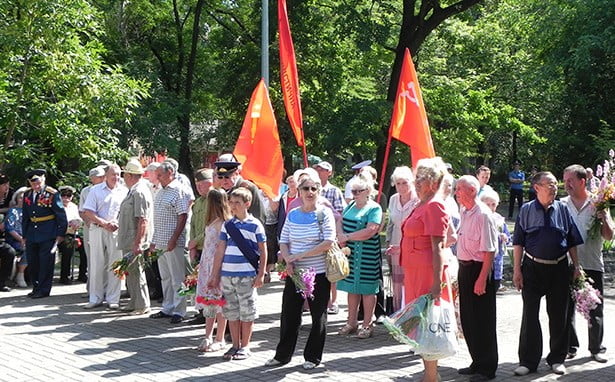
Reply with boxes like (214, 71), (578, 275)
(265, 173), (336, 370)
(336, 173), (383, 339)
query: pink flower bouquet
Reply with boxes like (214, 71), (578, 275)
(275, 261), (316, 300)
(571, 271), (602, 327)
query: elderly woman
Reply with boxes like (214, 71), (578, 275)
(386, 166), (419, 312)
(5, 187), (28, 287)
(265, 173), (335, 370)
(401, 157), (452, 382)
(337, 173), (383, 339)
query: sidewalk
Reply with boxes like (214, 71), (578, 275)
(1, 276), (614, 381)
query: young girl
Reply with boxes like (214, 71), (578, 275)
(479, 189), (510, 291)
(195, 188), (231, 352)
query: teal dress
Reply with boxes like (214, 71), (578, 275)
(337, 200), (383, 295)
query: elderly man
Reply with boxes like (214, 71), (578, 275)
(188, 168), (214, 263)
(215, 154), (265, 223)
(117, 159), (154, 315)
(82, 164), (128, 309)
(562, 165), (614, 363)
(149, 161), (190, 324)
(455, 175), (499, 381)
(21, 169), (68, 298)
(78, 166), (107, 283)
(314, 161), (346, 214)
(512, 171), (583, 376)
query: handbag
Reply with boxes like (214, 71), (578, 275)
(316, 209), (350, 282)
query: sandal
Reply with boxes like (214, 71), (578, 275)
(223, 347), (238, 360)
(197, 337), (213, 352)
(338, 323), (358, 335)
(206, 341), (226, 352)
(357, 325), (374, 339)
(232, 347), (251, 360)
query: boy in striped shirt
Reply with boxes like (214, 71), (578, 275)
(209, 187), (267, 360)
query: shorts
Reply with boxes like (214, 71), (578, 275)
(221, 276), (258, 321)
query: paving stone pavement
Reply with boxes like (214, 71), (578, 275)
(1, 276), (615, 382)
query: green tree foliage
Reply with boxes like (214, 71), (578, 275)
(0, 0), (148, 182)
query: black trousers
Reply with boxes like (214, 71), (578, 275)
(458, 261), (498, 377)
(26, 240), (56, 296)
(145, 259), (163, 299)
(568, 269), (604, 354)
(508, 188), (524, 218)
(59, 240), (73, 281)
(274, 273), (330, 365)
(0, 242), (16, 287)
(519, 257), (570, 370)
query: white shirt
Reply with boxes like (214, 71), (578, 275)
(561, 196), (604, 272)
(82, 182), (128, 221)
(457, 201), (498, 262)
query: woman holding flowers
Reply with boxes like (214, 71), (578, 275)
(195, 189), (231, 352)
(401, 157), (452, 382)
(337, 173), (383, 339)
(265, 173), (335, 370)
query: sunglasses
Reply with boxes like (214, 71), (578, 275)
(61, 193), (73, 197)
(351, 189), (367, 195)
(300, 186), (319, 192)
(217, 175), (232, 179)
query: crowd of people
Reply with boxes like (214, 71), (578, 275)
(0, 154), (613, 381)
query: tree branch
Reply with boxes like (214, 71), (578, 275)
(211, 8), (257, 44)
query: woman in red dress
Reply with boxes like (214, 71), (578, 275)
(401, 157), (452, 382)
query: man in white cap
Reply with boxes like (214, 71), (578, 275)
(314, 161), (346, 214)
(344, 160), (372, 203)
(82, 163), (128, 309)
(78, 166), (106, 283)
(117, 159), (154, 315)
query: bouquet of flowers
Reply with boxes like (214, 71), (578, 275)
(588, 149), (615, 241)
(178, 268), (199, 296)
(111, 253), (137, 279)
(196, 293), (226, 307)
(141, 248), (163, 269)
(571, 271), (602, 327)
(63, 235), (82, 250)
(275, 261), (316, 300)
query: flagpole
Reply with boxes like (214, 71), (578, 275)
(301, 131), (308, 168)
(261, 0), (269, 86)
(377, 129), (393, 204)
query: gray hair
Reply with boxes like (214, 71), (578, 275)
(159, 161), (176, 175)
(349, 173), (375, 193)
(480, 188), (500, 204)
(457, 175), (480, 195)
(415, 157), (447, 188)
(390, 166), (414, 186)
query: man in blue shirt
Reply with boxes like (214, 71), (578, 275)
(512, 171), (583, 376)
(508, 160), (525, 219)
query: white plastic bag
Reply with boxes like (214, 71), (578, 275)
(414, 298), (458, 360)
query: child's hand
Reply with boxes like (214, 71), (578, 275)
(253, 274), (264, 288)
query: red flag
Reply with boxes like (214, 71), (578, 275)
(389, 48), (435, 167)
(278, 0), (304, 147)
(233, 79), (284, 199)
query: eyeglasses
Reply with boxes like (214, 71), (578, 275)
(351, 189), (367, 195)
(538, 182), (558, 189)
(61, 193), (73, 197)
(300, 186), (319, 192)
(217, 175), (232, 179)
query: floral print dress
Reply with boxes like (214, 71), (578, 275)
(195, 220), (225, 317)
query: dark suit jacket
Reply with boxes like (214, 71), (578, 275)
(22, 185), (68, 243)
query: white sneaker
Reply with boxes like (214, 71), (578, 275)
(84, 302), (103, 309)
(15, 273), (27, 288)
(551, 363), (566, 375)
(108, 303), (120, 310)
(513, 366), (530, 376)
(302, 361), (317, 370)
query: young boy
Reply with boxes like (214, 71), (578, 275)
(209, 187), (267, 360)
